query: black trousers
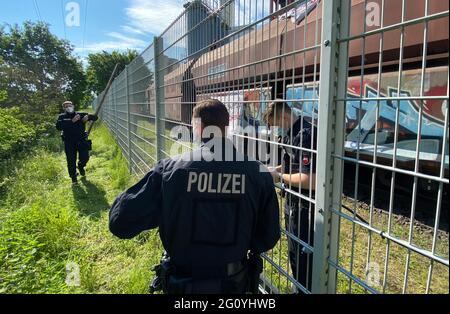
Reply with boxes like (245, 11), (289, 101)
(64, 140), (89, 178)
(284, 197), (315, 293)
(166, 267), (249, 294)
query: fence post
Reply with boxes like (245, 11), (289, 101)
(312, 0), (349, 294)
(106, 92), (110, 132)
(111, 81), (119, 142)
(114, 81), (119, 141)
(125, 65), (132, 174)
(154, 36), (166, 161)
(113, 90), (117, 137)
(110, 85), (114, 136)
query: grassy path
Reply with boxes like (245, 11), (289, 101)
(0, 122), (447, 294)
(0, 124), (162, 294)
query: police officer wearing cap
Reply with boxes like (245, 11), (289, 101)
(263, 101), (317, 293)
(56, 101), (98, 184)
(109, 99), (280, 294)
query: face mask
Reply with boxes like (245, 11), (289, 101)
(66, 106), (75, 114)
(273, 127), (288, 138)
(192, 118), (202, 145)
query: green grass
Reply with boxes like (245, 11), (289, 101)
(128, 119), (449, 294)
(0, 123), (163, 294)
(1, 119), (447, 294)
(130, 119), (193, 174)
(260, 195), (449, 294)
(336, 197), (449, 294)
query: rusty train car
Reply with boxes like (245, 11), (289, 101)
(147, 0), (449, 196)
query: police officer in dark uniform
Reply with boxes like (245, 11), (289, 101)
(56, 101), (98, 184)
(109, 99), (280, 294)
(263, 101), (317, 293)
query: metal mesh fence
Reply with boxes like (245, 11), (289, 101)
(93, 0), (449, 294)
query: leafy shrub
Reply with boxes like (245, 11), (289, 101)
(0, 124), (160, 294)
(0, 90), (6, 102)
(0, 108), (36, 159)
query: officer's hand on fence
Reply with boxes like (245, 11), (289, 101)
(72, 114), (81, 123)
(268, 167), (281, 183)
(82, 115), (89, 123)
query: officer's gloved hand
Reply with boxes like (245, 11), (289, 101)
(268, 167), (281, 183)
(72, 114), (81, 123)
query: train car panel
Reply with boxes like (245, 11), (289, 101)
(286, 66), (449, 177)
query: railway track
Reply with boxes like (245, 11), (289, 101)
(342, 168), (449, 233)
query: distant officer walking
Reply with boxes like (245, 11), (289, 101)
(109, 99), (280, 294)
(56, 101), (98, 184)
(263, 101), (317, 293)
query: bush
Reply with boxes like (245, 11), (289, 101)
(0, 108), (36, 159)
(0, 123), (162, 294)
(0, 90), (6, 103)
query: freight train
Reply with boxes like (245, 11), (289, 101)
(135, 0), (449, 198)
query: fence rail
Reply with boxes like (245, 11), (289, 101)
(93, 0), (449, 294)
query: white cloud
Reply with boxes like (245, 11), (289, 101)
(125, 0), (185, 35)
(75, 31), (147, 54)
(74, 0), (184, 56)
(235, 0), (271, 26)
(107, 31), (146, 46)
(121, 25), (146, 36)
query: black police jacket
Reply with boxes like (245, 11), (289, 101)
(282, 117), (317, 206)
(109, 137), (280, 272)
(282, 117), (317, 176)
(55, 112), (98, 142)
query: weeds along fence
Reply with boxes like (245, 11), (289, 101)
(92, 0), (449, 294)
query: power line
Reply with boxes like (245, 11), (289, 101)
(32, 0), (39, 20)
(61, 0), (67, 39)
(82, 0), (89, 53)
(33, 0), (42, 21)
(35, 0), (42, 21)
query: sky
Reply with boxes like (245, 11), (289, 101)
(0, 0), (187, 63)
(1, 0), (276, 67)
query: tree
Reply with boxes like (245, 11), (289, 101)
(0, 22), (86, 119)
(0, 57), (6, 103)
(86, 50), (139, 95)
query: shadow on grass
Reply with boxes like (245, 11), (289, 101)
(71, 177), (110, 219)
